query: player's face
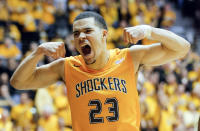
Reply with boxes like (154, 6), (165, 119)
(73, 17), (106, 65)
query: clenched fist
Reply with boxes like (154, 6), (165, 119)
(123, 25), (152, 44)
(37, 42), (66, 59)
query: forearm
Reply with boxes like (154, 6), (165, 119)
(10, 48), (43, 89)
(151, 27), (190, 53)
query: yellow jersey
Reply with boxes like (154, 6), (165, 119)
(64, 48), (140, 131)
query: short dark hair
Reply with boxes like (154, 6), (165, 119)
(74, 11), (108, 30)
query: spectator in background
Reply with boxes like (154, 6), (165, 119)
(35, 81), (72, 130)
(0, 108), (13, 131)
(11, 92), (34, 130)
(54, 83), (72, 128)
(58, 117), (72, 131)
(68, 0), (88, 25)
(7, 58), (19, 78)
(24, 42), (39, 58)
(0, 37), (21, 60)
(0, 59), (10, 74)
(38, 105), (59, 131)
(0, 84), (15, 110)
(183, 102), (199, 130)
(0, 72), (9, 85)
(162, 4), (176, 29)
(157, 5), (166, 28)
(54, 0), (67, 14)
(118, 0), (131, 26)
(35, 87), (55, 116)
(140, 71), (160, 131)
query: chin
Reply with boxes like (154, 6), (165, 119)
(85, 59), (96, 65)
(82, 50), (96, 65)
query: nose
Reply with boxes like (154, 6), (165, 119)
(79, 32), (86, 39)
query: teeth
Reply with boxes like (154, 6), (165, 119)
(80, 44), (88, 48)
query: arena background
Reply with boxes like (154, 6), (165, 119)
(0, 0), (200, 131)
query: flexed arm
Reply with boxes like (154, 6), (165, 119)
(124, 25), (190, 73)
(10, 42), (66, 90)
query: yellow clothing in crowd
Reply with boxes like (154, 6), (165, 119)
(42, 2), (56, 25)
(143, 81), (155, 95)
(0, 120), (13, 131)
(35, 88), (55, 115)
(162, 10), (176, 27)
(0, 4), (9, 21)
(55, 95), (72, 126)
(0, 44), (21, 59)
(0, 27), (4, 42)
(38, 115), (59, 131)
(0, 108), (13, 131)
(164, 83), (177, 96)
(100, 4), (118, 26)
(11, 104), (33, 128)
(159, 109), (176, 131)
(144, 96), (160, 126)
(9, 24), (21, 42)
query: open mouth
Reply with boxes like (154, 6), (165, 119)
(81, 44), (91, 56)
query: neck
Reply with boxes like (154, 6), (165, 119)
(86, 49), (110, 70)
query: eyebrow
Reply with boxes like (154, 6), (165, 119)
(73, 28), (93, 34)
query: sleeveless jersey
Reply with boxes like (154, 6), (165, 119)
(64, 48), (140, 131)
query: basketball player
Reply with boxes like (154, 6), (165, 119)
(10, 11), (190, 131)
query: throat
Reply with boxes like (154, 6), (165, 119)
(86, 50), (110, 70)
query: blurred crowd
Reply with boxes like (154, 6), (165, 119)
(0, 0), (199, 131)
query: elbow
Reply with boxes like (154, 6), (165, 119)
(10, 78), (25, 90)
(182, 41), (191, 55)
(10, 77), (16, 88)
(177, 44), (190, 59)
(185, 41), (191, 51)
(187, 43), (191, 51)
(177, 41), (191, 56)
(10, 78), (38, 90)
